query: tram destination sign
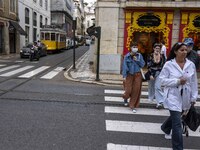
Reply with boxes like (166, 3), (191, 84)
(193, 16), (200, 28)
(137, 14), (161, 27)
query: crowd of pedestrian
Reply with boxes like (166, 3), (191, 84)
(122, 37), (199, 150)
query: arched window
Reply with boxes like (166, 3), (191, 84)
(40, 0), (43, 7)
(45, 0), (48, 10)
(45, 18), (48, 25)
(25, 8), (30, 24)
(10, 0), (16, 13)
(33, 12), (37, 26)
(0, 0), (3, 8)
(40, 15), (43, 28)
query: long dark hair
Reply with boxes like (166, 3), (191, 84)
(167, 42), (187, 61)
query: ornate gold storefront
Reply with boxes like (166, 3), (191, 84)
(123, 10), (173, 58)
(180, 11), (200, 50)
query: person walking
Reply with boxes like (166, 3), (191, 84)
(122, 42), (145, 113)
(161, 40), (167, 61)
(147, 43), (165, 109)
(159, 42), (198, 150)
(183, 38), (200, 70)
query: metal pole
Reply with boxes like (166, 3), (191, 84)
(96, 37), (100, 81)
(73, 19), (76, 69)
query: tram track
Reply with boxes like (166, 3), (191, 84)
(0, 46), (89, 97)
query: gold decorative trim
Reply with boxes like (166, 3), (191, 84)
(183, 13), (200, 38)
(126, 12), (170, 50)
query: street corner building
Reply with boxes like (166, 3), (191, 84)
(0, 0), (26, 55)
(95, 0), (200, 74)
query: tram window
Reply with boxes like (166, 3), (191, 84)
(45, 33), (50, 40)
(41, 32), (44, 40)
(60, 34), (66, 42)
(51, 33), (55, 41)
(56, 34), (59, 41)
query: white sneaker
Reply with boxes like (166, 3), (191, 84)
(165, 134), (172, 140)
(132, 108), (137, 113)
(156, 103), (163, 109)
(124, 99), (128, 106)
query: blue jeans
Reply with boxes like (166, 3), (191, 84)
(161, 110), (183, 150)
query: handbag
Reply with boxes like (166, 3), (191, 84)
(182, 105), (200, 131)
(140, 68), (146, 80)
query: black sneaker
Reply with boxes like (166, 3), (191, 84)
(124, 99), (128, 106)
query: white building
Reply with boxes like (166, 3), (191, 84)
(18, 0), (51, 47)
(51, 0), (73, 37)
(84, 0), (96, 33)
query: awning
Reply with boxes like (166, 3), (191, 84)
(9, 21), (27, 36)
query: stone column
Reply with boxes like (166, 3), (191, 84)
(3, 21), (10, 55)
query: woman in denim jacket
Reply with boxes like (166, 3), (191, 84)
(122, 43), (145, 113)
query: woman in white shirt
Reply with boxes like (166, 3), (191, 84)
(159, 42), (198, 150)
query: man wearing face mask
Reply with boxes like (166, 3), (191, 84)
(122, 42), (145, 113)
(183, 38), (200, 70)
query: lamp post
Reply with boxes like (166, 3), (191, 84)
(72, 17), (76, 69)
(72, 1), (78, 69)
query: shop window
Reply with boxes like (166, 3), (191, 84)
(33, 12), (37, 26)
(10, 0), (16, 13)
(25, 8), (30, 24)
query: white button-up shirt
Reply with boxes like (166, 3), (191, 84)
(159, 58), (198, 112)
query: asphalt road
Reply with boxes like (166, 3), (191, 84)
(0, 47), (200, 150)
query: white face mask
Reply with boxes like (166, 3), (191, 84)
(131, 47), (138, 53)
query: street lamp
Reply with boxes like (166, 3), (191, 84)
(72, 1), (78, 69)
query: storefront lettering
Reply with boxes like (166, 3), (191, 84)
(137, 14), (161, 27)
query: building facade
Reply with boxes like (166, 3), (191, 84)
(0, 0), (26, 54)
(95, 0), (200, 74)
(51, 0), (73, 37)
(18, 0), (51, 48)
(84, 0), (96, 33)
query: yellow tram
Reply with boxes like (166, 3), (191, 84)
(40, 27), (66, 52)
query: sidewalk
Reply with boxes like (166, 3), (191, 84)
(64, 51), (123, 86)
(64, 51), (200, 86)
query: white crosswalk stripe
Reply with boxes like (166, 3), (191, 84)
(0, 65), (20, 73)
(0, 66), (34, 77)
(0, 65), (65, 79)
(104, 88), (200, 150)
(40, 67), (64, 79)
(18, 66), (50, 78)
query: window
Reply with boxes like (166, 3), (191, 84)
(33, 28), (37, 42)
(40, 0), (42, 7)
(33, 12), (37, 26)
(10, 0), (16, 13)
(40, 15), (43, 28)
(45, 18), (48, 25)
(51, 33), (55, 41)
(41, 32), (44, 40)
(33, 0), (37, 3)
(45, 33), (50, 40)
(0, 0), (3, 8)
(25, 26), (29, 44)
(25, 8), (30, 24)
(45, 0), (48, 10)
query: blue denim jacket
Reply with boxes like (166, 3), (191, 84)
(122, 52), (145, 78)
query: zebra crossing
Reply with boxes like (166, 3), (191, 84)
(104, 88), (200, 150)
(0, 64), (64, 79)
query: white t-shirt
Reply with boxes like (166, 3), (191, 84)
(161, 45), (167, 59)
